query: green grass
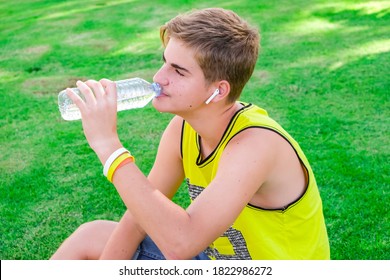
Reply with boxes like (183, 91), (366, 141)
(0, 0), (389, 260)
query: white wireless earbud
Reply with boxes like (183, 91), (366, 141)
(205, 89), (220, 104)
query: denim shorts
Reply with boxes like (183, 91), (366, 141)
(132, 235), (210, 260)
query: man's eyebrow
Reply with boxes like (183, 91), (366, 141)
(162, 53), (191, 74)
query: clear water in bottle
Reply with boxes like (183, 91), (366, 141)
(58, 78), (161, 121)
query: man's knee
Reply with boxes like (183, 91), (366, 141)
(76, 220), (106, 233)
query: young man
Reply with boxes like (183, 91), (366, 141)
(51, 8), (330, 260)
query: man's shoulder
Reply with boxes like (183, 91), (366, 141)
(166, 115), (185, 132)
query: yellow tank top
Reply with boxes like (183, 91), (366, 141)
(181, 103), (330, 259)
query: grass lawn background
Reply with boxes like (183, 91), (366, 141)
(0, 0), (389, 259)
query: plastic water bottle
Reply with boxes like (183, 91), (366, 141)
(58, 78), (161, 121)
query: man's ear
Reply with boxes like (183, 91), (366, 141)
(217, 80), (230, 99)
(206, 80), (230, 104)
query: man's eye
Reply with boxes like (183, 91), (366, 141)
(175, 69), (184, 76)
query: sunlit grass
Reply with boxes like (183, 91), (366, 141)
(318, 1), (390, 16)
(0, 0), (388, 260)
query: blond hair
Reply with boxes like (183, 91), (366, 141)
(160, 8), (260, 102)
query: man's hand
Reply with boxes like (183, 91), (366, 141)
(66, 79), (123, 164)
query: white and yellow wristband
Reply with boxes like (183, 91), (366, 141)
(103, 147), (135, 182)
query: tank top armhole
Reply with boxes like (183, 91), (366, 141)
(180, 119), (186, 159)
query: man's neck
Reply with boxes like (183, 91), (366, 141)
(184, 102), (243, 158)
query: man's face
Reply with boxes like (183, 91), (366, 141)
(152, 38), (212, 115)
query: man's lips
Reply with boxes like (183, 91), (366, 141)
(156, 92), (168, 97)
